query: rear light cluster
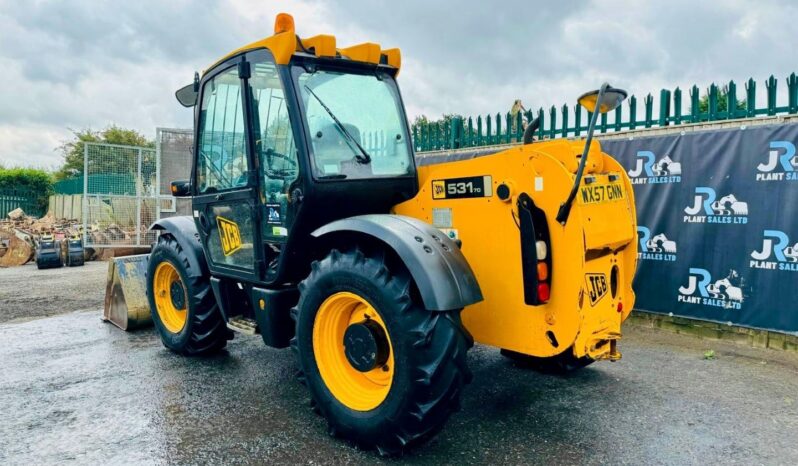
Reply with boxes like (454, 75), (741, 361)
(517, 193), (552, 305)
(535, 241), (550, 303)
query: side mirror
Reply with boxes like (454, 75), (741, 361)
(175, 72), (200, 107)
(175, 83), (198, 108)
(170, 180), (191, 197)
(578, 85), (628, 114)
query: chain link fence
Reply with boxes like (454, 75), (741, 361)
(81, 130), (195, 248)
(156, 127), (194, 219)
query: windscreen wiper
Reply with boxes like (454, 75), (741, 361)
(303, 85), (372, 164)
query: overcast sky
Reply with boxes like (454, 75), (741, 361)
(1, 0), (796, 168)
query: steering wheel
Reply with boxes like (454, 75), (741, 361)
(264, 147), (298, 167)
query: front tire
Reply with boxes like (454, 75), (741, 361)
(147, 234), (230, 355)
(291, 248), (472, 455)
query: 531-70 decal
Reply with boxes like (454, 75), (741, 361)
(432, 175), (493, 199)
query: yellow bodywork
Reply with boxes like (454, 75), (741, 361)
(206, 14), (400, 75)
(394, 139), (637, 360)
(196, 12), (638, 362)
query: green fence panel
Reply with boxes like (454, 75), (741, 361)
(766, 75), (777, 116)
(412, 72), (798, 152)
(53, 177), (83, 195)
(53, 174), (137, 196)
(0, 188), (44, 218)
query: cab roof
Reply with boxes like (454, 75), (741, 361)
(205, 13), (401, 76)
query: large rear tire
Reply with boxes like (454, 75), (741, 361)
(501, 347), (594, 374)
(291, 248), (472, 455)
(147, 234), (230, 355)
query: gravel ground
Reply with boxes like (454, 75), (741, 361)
(0, 261), (107, 323)
(0, 263), (797, 465)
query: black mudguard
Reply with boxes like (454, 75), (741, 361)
(149, 216), (208, 275)
(312, 214), (483, 311)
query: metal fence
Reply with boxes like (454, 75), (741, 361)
(0, 187), (44, 218)
(83, 143), (158, 248)
(413, 72), (798, 152)
(156, 127), (194, 218)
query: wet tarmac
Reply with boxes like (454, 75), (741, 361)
(1, 311), (797, 465)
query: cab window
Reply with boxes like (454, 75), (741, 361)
(196, 68), (248, 193)
(249, 59), (299, 245)
(296, 69), (413, 180)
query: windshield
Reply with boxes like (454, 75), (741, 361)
(296, 69), (413, 180)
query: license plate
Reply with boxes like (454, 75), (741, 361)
(579, 181), (625, 205)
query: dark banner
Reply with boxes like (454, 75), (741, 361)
(601, 123), (798, 334)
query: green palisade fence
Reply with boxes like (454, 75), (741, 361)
(53, 174), (138, 196)
(0, 188), (44, 218)
(413, 73), (798, 152)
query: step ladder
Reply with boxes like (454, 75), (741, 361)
(227, 316), (258, 336)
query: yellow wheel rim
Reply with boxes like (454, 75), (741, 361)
(313, 292), (394, 411)
(153, 261), (188, 334)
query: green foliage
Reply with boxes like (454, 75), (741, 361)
(0, 166), (53, 215)
(695, 89), (747, 114)
(411, 114), (463, 135)
(55, 126), (155, 181)
(703, 349), (716, 360)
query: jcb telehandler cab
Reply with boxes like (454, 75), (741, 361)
(146, 13), (638, 454)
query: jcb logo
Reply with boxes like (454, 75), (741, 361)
(432, 180), (446, 199)
(585, 273), (608, 306)
(217, 216), (242, 256)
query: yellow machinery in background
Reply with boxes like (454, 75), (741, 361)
(118, 13), (638, 455)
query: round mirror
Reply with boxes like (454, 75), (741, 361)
(577, 86), (628, 114)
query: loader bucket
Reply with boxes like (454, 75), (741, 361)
(0, 235), (34, 268)
(36, 238), (63, 269)
(102, 254), (152, 330)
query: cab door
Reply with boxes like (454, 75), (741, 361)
(246, 50), (303, 283)
(192, 62), (263, 281)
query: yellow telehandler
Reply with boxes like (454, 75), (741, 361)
(138, 13), (637, 454)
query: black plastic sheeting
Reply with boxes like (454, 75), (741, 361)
(416, 123), (798, 334)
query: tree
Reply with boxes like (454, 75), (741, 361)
(54, 126), (155, 180)
(411, 114), (463, 135)
(0, 166), (53, 214)
(694, 88), (747, 115)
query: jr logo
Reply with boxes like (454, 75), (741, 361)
(678, 268), (711, 298)
(637, 226), (677, 261)
(756, 141), (798, 181)
(678, 268), (744, 309)
(683, 187), (748, 224)
(750, 230), (798, 271)
(627, 150), (681, 184)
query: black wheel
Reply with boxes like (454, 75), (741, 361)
(147, 234), (231, 355)
(500, 347), (594, 374)
(291, 247), (472, 455)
